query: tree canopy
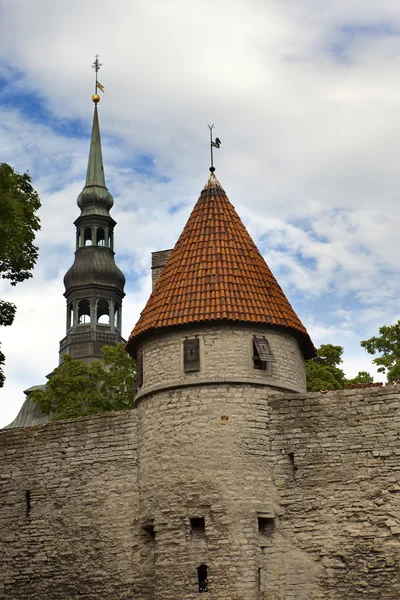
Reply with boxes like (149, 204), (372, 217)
(345, 370), (374, 386)
(361, 321), (400, 383)
(0, 163), (41, 386)
(305, 344), (347, 391)
(30, 343), (136, 421)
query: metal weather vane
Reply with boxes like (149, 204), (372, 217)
(92, 55), (105, 102)
(208, 124), (221, 172)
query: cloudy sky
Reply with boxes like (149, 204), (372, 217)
(1, 0), (400, 426)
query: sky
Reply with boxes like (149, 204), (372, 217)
(1, 0), (400, 427)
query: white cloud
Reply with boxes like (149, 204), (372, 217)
(1, 0), (400, 425)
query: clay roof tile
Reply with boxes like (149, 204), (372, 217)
(127, 172), (315, 358)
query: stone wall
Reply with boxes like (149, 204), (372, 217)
(0, 411), (145, 600)
(137, 323), (307, 399)
(0, 385), (399, 599)
(266, 385), (400, 600)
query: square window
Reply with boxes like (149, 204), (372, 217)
(184, 338), (200, 373)
(253, 336), (275, 370)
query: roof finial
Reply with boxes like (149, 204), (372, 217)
(92, 55), (105, 104)
(208, 124), (221, 173)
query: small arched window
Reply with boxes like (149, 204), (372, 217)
(84, 228), (93, 246)
(97, 299), (110, 324)
(96, 228), (105, 246)
(78, 299), (91, 324)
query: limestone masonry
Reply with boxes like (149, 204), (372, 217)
(1, 101), (399, 599)
(1, 386), (399, 599)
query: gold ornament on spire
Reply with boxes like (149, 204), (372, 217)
(92, 55), (105, 103)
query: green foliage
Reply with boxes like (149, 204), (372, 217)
(0, 163), (41, 285)
(361, 321), (400, 383)
(30, 343), (136, 421)
(306, 344), (347, 391)
(345, 371), (374, 386)
(0, 163), (41, 387)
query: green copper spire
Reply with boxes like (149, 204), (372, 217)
(77, 100), (114, 211)
(85, 104), (106, 188)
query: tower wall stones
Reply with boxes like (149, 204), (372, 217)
(136, 324), (307, 400)
(0, 385), (399, 599)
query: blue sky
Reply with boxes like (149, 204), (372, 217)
(1, 0), (400, 426)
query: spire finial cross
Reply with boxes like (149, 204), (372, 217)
(92, 55), (104, 99)
(208, 124), (221, 173)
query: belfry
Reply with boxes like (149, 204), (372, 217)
(60, 94), (125, 363)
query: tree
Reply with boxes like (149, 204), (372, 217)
(30, 343), (136, 421)
(306, 344), (347, 391)
(0, 163), (41, 386)
(361, 321), (400, 383)
(345, 371), (374, 386)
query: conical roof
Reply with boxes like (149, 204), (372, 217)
(127, 172), (316, 358)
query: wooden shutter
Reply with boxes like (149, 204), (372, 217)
(137, 350), (143, 387)
(184, 338), (200, 373)
(253, 336), (275, 363)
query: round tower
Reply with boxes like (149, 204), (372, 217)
(126, 171), (316, 600)
(60, 100), (125, 363)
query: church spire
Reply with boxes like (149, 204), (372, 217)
(85, 104), (107, 188)
(60, 60), (125, 364)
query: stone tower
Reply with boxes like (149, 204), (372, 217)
(60, 99), (125, 363)
(126, 170), (316, 600)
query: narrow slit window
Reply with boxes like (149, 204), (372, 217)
(184, 338), (200, 373)
(25, 490), (31, 517)
(197, 564), (208, 593)
(253, 336), (275, 370)
(137, 351), (143, 388)
(288, 452), (297, 479)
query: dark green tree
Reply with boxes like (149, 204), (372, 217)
(30, 343), (136, 421)
(0, 163), (41, 386)
(306, 344), (347, 391)
(345, 371), (374, 386)
(361, 321), (400, 383)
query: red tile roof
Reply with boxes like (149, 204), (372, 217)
(127, 173), (316, 358)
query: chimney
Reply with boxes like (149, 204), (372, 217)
(151, 249), (173, 290)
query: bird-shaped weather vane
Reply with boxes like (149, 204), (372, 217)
(208, 124), (221, 172)
(91, 55), (105, 104)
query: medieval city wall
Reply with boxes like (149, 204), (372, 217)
(0, 411), (146, 600)
(266, 385), (400, 599)
(0, 385), (399, 600)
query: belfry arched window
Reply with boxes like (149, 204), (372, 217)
(96, 227), (105, 246)
(108, 230), (113, 250)
(114, 302), (120, 329)
(67, 303), (74, 329)
(97, 299), (110, 325)
(84, 228), (93, 246)
(78, 299), (91, 324)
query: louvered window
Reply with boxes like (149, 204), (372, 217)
(253, 336), (275, 370)
(137, 350), (143, 387)
(184, 338), (200, 373)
